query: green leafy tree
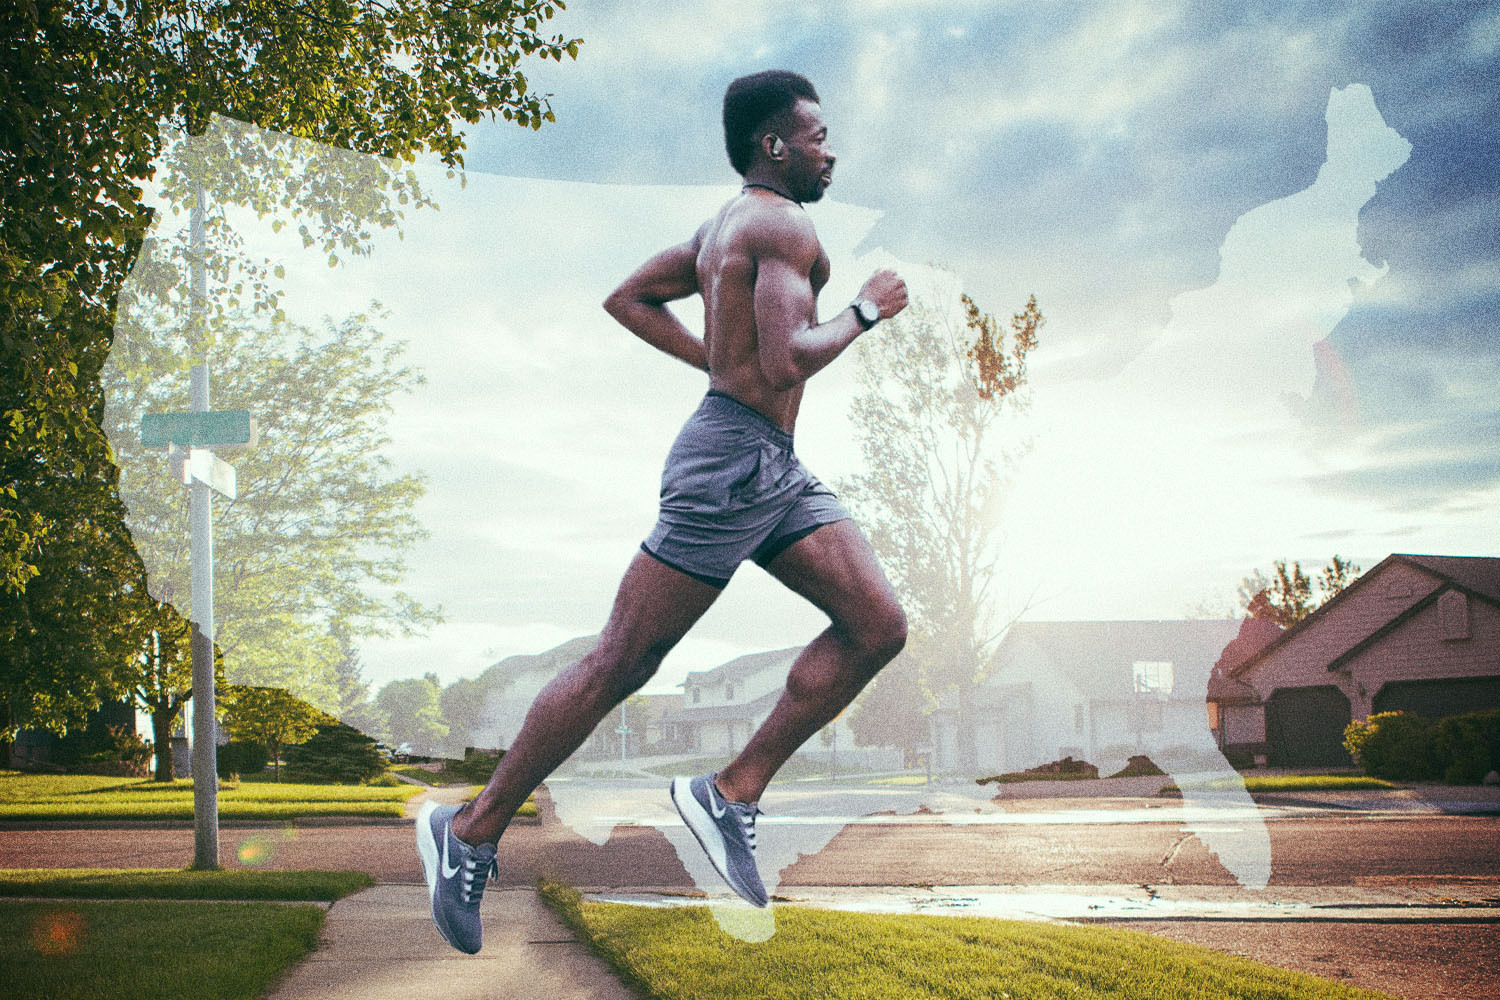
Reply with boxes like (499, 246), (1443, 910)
(440, 675), (488, 756)
(2, 0), (580, 733)
(219, 684), (331, 781)
(1239, 555), (1362, 627)
(841, 291), (1042, 770)
(375, 672), (448, 755)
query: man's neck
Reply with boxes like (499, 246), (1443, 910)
(740, 171), (798, 204)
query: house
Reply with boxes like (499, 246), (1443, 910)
(469, 635), (598, 751)
(579, 691), (683, 759)
(931, 619), (1244, 775)
(661, 647), (802, 756)
(1211, 554), (1500, 767)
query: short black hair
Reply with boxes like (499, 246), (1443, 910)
(722, 70), (820, 175)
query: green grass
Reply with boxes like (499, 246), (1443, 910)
(0, 771), (420, 821)
(538, 882), (1399, 1000)
(0, 868), (373, 900)
(2, 899), (324, 1000)
(1160, 774), (1399, 795)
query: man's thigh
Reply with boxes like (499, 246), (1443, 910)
(760, 518), (903, 631)
(598, 549), (723, 662)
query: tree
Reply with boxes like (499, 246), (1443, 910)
(841, 290), (1042, 770)
(1239, 555), (1362, 627)
(282, 719), (385, 784)
(219, 684), (331, 781)
(2, 0), (581, 735)
(104, 309), (437, 707)
(375, 672), (448, 755)
(440, 675), (488, 756)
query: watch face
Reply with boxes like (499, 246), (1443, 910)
(858, 300), (879, 325)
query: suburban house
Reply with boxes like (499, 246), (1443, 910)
(1210, 553), (1500, 767)
(579, 691), (683, 759)
(931, 619), (1243, 775)
(468, 635), (598, 752)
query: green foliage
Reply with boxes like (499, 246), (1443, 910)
(1343, 711), (1440, 781)
(375, 672), (448, 754)
(219, 685), (331, 779)
(443, 748), (504, 785)
(216, 740), (269, 779)
(1239, 556), (1361, 626)
(54, 724), (155, 777)
(2, 0), (580, 734)
(1432, 709), (1500, 785)
(281, 720), (386, 785)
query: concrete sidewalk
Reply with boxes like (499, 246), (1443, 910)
(265, 884), (641, 1000)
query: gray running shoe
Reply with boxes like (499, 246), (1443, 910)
(670, 772), (768, 907)
(416, 801), (498, 953)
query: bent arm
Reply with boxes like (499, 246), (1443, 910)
(753, 220), (864, 391)
(603, 227), (708, 372)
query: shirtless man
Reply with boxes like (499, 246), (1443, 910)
(417, 70), (909, 953)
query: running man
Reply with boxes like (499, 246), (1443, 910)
(417, 70), (909, 953)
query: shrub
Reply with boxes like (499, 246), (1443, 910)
(364, 771), (404, 787)
(282, 721), (386, 784)
(1344, 711), (1440, 781)
(69, 725), (153, 777)
(1222, 748), (1257, 770)
(444, 748), (503, 784)
(217, 741), (270, 779)
(1432, 708), (1500, 785)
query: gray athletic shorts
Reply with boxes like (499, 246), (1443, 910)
(641, 391), (850, 588)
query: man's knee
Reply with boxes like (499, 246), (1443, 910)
(586, 632), (669, 698)
(845, 601), (907, 666)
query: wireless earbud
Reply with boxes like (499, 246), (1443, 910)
(769, 135), (785, 157)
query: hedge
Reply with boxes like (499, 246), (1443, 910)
(1343, 708), (1500, 783)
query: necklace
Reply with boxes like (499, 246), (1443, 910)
(741, 182), (800, 204)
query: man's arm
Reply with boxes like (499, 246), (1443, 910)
(753, 213), (906, 391)
(603, 225), (709, 372)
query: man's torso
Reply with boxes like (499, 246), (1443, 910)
(694, 193), (829, 433)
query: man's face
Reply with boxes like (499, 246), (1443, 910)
(777, 99), (836, 203)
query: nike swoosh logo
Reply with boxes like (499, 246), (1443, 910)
(708, 787), (726, 819)
(441, 823), (461, 879)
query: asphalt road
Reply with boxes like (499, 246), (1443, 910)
(4, 791), (1497, 999)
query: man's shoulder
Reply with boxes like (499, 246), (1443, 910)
(729, 198), (819, 266)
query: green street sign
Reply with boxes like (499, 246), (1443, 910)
(141, 410), (257, 449)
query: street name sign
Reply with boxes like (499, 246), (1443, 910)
(141, 410), (257, 449)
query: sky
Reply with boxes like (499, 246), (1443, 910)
(113, 0), (1499, 697)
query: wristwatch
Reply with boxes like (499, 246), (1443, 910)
(851, 298), (881, 330)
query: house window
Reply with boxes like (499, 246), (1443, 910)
(1133, 660), (1174, 697)
(1438, 590), (1470, 641)
(692, 687), (700, 704)
(725, 684), (735, 701)
(1074, 704), (1084, 733)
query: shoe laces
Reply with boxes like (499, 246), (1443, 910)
(739, 803), (762, 852)
(460, 852), (498, 905)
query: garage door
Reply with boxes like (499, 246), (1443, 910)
(1267, 685), (1353, 768)
(1373, 677), (1500, 719)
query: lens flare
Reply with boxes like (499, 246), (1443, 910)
(237, 834), (277, 867)
(30, 909), (87, 957)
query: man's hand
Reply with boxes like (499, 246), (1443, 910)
(858, 268), (908, 321)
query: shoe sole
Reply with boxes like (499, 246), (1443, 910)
(671, 777), (765, 907)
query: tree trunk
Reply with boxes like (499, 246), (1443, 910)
(151, 704), (179, 781)
(270, 739), (280, 781)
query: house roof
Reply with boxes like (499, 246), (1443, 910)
(477, 635), (597, 688)
(1227, 553), (1500, 679)
(983, 619), (1244, 702)
(660, 688), (780, 725)
(680, 646), (801, 688)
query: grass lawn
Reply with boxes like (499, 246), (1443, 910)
(1160, 775), (1398, 795)
(3, 898), (324, 1000)
(0, 771), (420, 821)
(0, 867), (372, 900)
(539, 882), (1399, 1000)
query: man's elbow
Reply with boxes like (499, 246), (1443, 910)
(602, 287), (629, 321)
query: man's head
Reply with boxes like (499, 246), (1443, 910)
(723, 70), (834, 202)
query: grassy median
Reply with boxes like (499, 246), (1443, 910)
(539, 882), (1400, 1000)
(0, 868), (372, 1000)
(0, 771), (420, 821)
